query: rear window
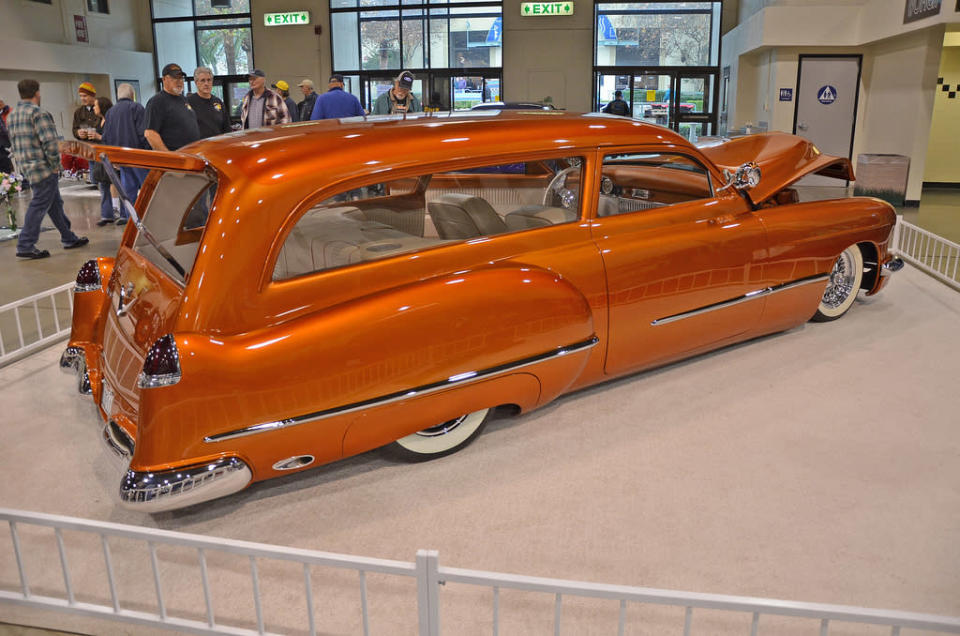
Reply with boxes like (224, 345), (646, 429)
(134, 171), (216, 284)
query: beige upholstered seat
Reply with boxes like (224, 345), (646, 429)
(427, 193), (507, 240)
(504, 205), (577, 231)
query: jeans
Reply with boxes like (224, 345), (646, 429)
(118, 167), (148, 218)
(17, 173), (80, 252)
(98, 181), (114, 219)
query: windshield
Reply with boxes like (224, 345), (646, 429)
(134, 171), (216, 284)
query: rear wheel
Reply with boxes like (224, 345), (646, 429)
(387, 408), (491, 461)
(812, 245), (864, 322)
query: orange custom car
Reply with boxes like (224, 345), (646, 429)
(60, 112), (902, 512)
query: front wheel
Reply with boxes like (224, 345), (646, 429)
(387, 408), (491, 461)
(811, 245), (864, 322)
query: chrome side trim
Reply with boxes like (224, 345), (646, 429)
(205, 336), (600, 443)
(118, 457), (252, 512)
(651, 274), (830, 326)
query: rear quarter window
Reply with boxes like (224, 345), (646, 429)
(134, 171), (216, 284)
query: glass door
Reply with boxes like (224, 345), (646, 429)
(632, 74), (675, 127)
(675, 73), (716, 142)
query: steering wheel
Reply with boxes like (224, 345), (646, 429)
(542, 166), (580, 209)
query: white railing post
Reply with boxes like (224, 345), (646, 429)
(417, 549), (441, 636)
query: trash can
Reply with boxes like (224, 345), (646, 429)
(853, 154), (910, 206)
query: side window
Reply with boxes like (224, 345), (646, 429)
(598, 153), (713, 217)
(273, 156), (584, 281)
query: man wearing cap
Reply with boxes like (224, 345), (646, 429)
(296, 80), (317, 122)
(371, 71), (421, 115)
(602, 90), (630, 117)
(144, 63), (201, 152)
(64, 82), (100, 178)
(240, 69), (289, 129)
(187, 66), (232, 139)
(310, 74), (364, 120)
(272, 80), (299, 123)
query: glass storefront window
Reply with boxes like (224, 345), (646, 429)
(154, 21), (198, 74)
(198, 24), (252, 76)
(401, 12), (426, 69)
(333, 13), (361, 70)
(596, 2), (719, 68)
(361, 13), (400, 70)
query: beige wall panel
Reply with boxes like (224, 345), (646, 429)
(502, 0), (593, 111)
(923, 45), (960, 184)
(251, 0), (328, 92)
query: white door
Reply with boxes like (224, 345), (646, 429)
(794, 56), (861, 186)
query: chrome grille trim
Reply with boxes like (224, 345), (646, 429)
(651, 274), (830, 326)
(204, 336), (600, 443)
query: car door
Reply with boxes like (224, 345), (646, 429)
(591, 148), (767, 376)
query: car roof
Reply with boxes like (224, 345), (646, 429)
(186, 111), (700, 187)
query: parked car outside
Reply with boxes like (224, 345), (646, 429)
(60, 111), (902, 512)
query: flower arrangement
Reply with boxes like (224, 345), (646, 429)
(1, 171), (25, 231)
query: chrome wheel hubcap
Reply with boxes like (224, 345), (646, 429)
(822, 251), (856, 310)
(416, 414), (468, 438)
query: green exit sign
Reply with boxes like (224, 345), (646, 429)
(521, 1), (574, 16)
(264, 11), (310, 26)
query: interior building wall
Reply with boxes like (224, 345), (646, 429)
(722, 0), (958, 202)
(0, 0), (154, 140)
(249, 0), (328, 92)
(924, 37), (960, 184)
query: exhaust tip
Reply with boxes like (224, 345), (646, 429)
(272, 455), (315, 471)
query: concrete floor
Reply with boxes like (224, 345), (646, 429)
(0, 181), (958, 635)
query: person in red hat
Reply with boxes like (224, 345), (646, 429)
(62, 81), (99, 178)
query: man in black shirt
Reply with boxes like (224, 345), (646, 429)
(144, 62), (201, 151)
(187, 66), (232, 139)
(602, 90), (631, 117)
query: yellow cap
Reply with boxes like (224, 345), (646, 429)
(272, 80), (289, 92)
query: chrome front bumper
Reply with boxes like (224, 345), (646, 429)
(60, 346), (91, 394)
(118, 457), (253, 513)
(882, 257), (904, 276)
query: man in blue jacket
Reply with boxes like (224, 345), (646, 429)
(101, 82), (148, 224)
(311, 75), (365, 120)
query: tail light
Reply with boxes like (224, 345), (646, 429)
(137, 334), (182, 388)
(75, 260), (102, 292)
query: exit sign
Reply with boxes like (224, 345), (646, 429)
(521, 2), (574, 16)
(264, 11), (310, 26)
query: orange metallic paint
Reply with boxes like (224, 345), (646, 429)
(63, 112), (899, 505)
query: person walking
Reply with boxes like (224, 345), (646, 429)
(86, 96), (119, 226)
(240, 69), (289, 129)
(371, 71), (421, 115)
(144, 63), (200, 152)
(8, 79), (88, 259)
(272, 80), (300, 122)
(602, 90), (631, 117)
(296, 79), (317, 122)
(101, 83), (148, 223)
(310, 74), (365, 120)
(187, 67), (232, 139)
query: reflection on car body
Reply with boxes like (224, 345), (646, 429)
(59, 111), (901, 512)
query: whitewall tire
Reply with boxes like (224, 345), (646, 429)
(388, 408), (491, 461)
(812, 245), (864, 322)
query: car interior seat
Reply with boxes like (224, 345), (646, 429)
(427, 193), (508, 240)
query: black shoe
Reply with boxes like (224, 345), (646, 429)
(63, 237), (89, 249)
(17, 248), (51, 259)
(96, 218), (114, 227)
(115, 217), (128, 226)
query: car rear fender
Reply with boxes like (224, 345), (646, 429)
(131, 264), (596, 474)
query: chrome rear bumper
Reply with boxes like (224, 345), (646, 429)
(118, 457), (252, 513)
(60, 346), (91, 394)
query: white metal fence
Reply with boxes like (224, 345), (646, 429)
(0, 281), (74, 367)
(2, 508), (959, 636)
(892, 217), (960, 290)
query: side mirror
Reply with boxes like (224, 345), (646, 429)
(720, 162), (761, 192)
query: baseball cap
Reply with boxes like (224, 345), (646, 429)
(396, 71), (414, 90)
(78, 82), (96, 96)
(248, 69), (266, 78)
(161, 63), (186, 79)
(328, 74), (344, 84)
(272, 80), (289, 91)
(298, 79), (315, 89)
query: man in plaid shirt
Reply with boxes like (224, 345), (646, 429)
(9, 78), (87, 259)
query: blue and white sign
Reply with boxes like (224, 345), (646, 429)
(598, 15), (617, 42)
(817, 85), (837, 105)
(779, 88), (793, 102)
(486, 17), (502, 44)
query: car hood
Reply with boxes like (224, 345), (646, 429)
(697, 133), (853, 205)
